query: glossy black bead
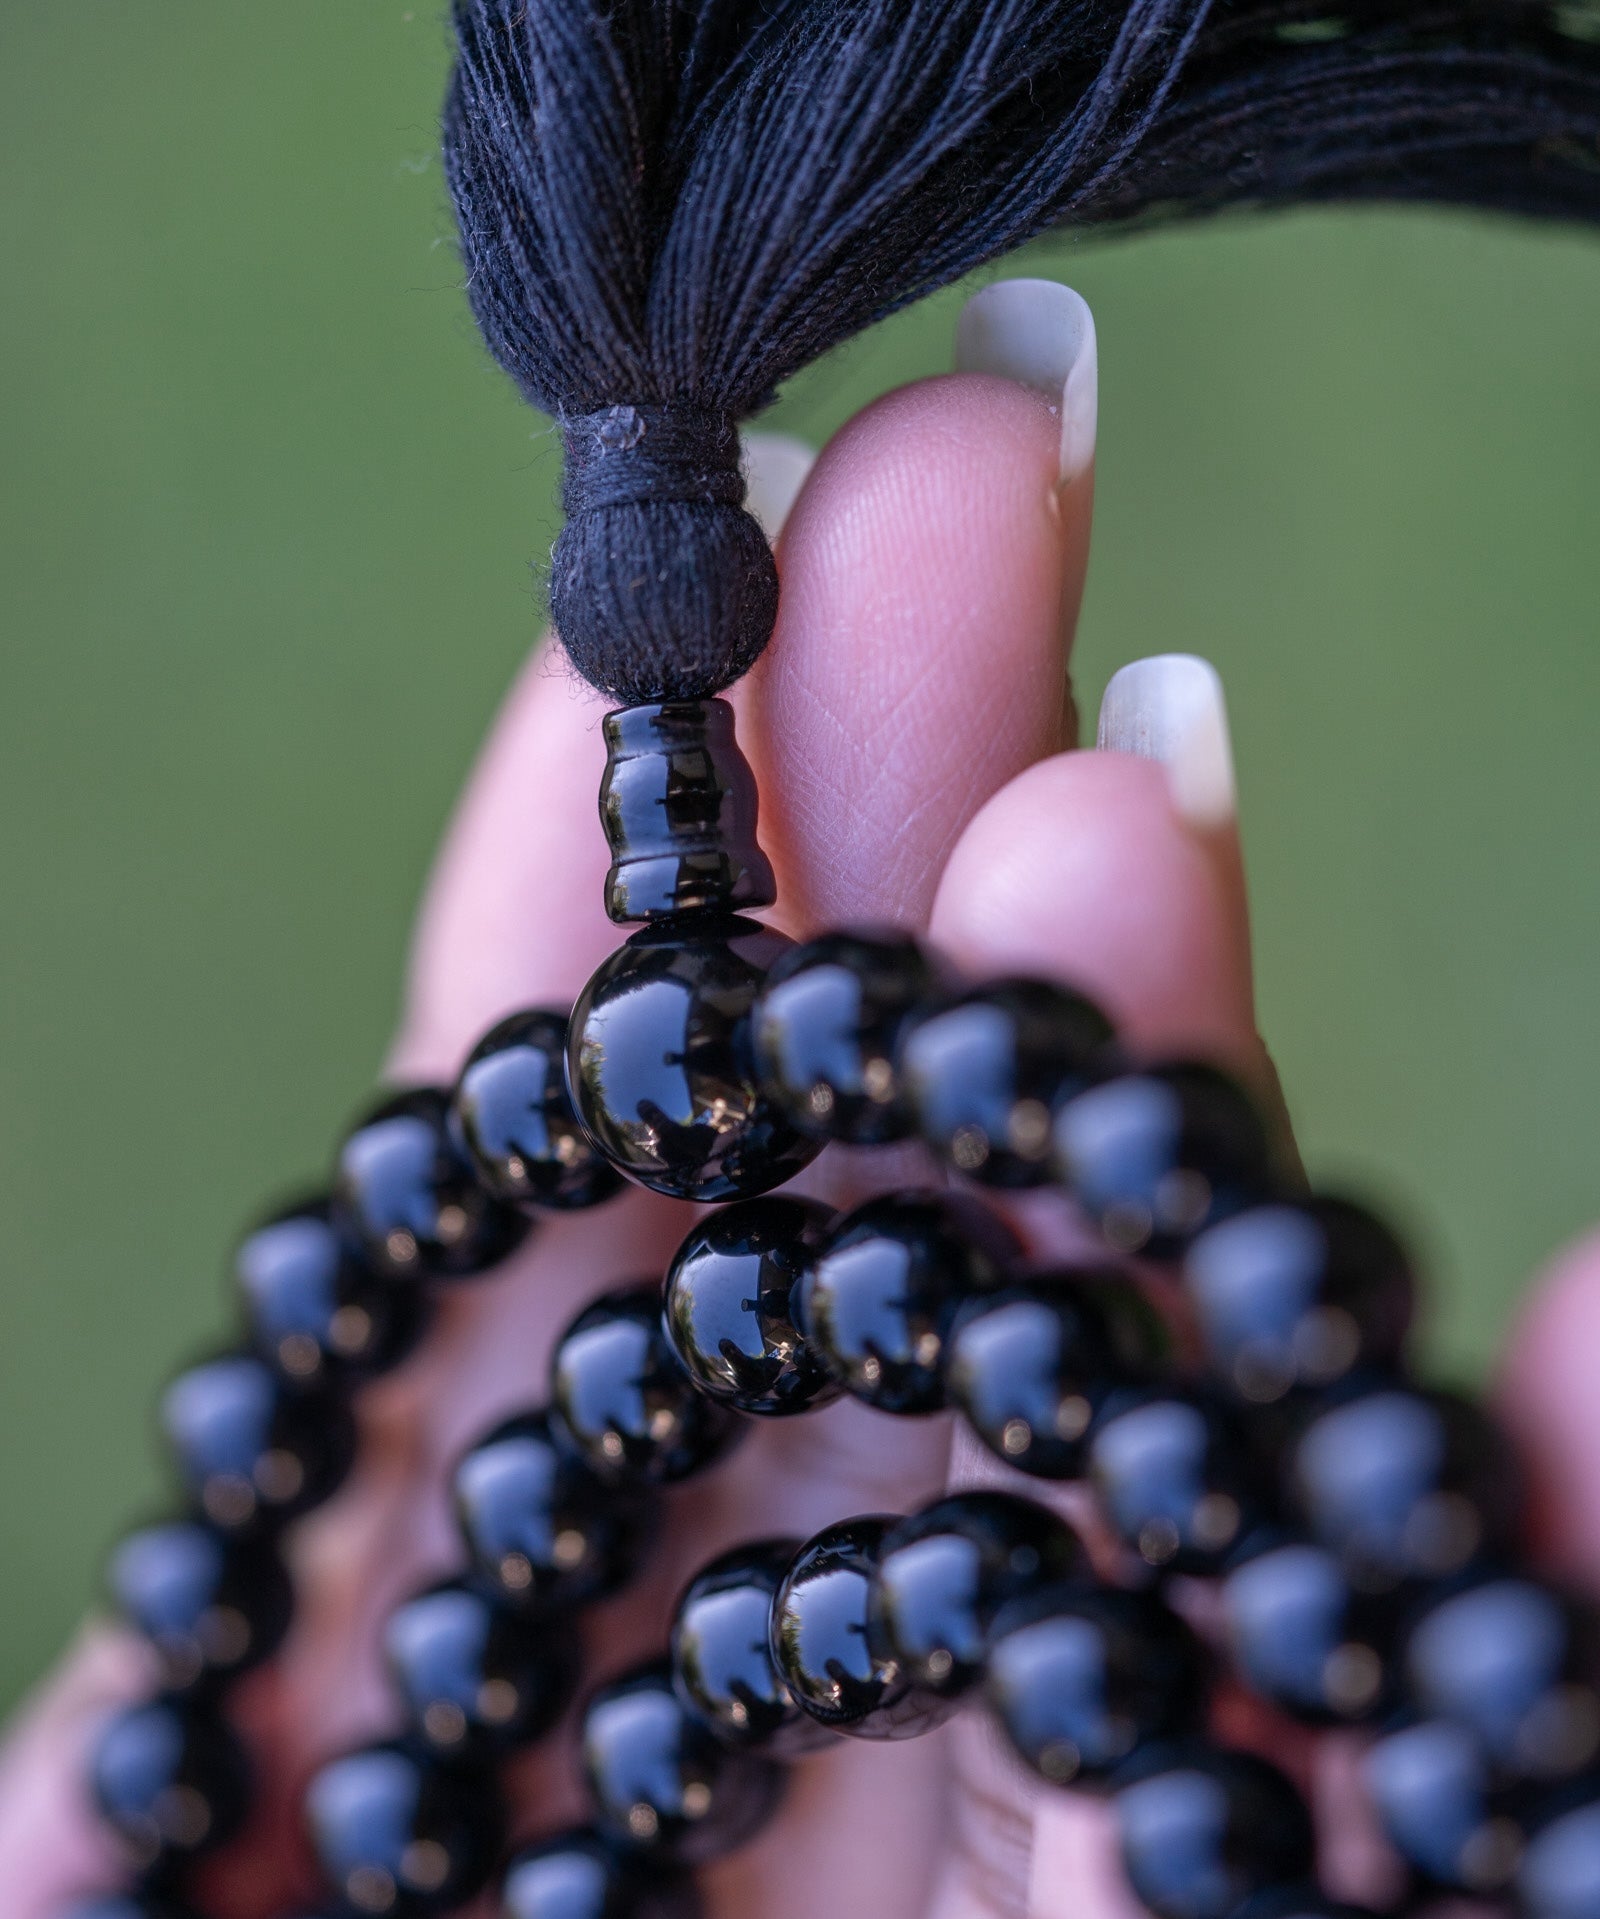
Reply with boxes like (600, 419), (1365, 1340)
(161, 1352), (355, 1532)
(567, 915), (822, 1202)
(870, 1492), (1085, 1698)
(1114, 1746), (1316, 1919)
(1518, 1785), (1600, 1919)
(451, 1010), (624, 1212)
(1184, 1197), (1414, 1403)
(62, 1898), (201, 1919)
(670, 1537), (831, 1756)
(108, 1518), (292, 1693)
(662, 1196), (840, 1417)
(383, 1578), (579, 1759)
(770, 1515), (949, 1739)
(1285, 1380), (1520, 1590)
(797, 1191), (1016, 1416)
(334, 1085), (530, 1284)
(235, 1195), (429, 1386)
(945, 1268), (1170, 1479)
(452, 1410), (656, 1612)
(902, 978), (1113, 1187)
(1054, 1063), (1275, 1259)
(1235, 1895), (1383, 1919)
(90, 1697), (250, 1870)
(985, 1585), (1207, 1786)
(305, 1743), (503, 1918)
(581, 1662), (786, 1865)
(599, 699), (776, 923)
(1088, 1387), (1265, 1574)
(1403, 1576), (1600, 1781)
(751, 929), (937, 1144)
(551, 1283), (743, 1484)
(1220, 1534), (1395, 1724)
(1363, 1716), (1523, 1892)
(502, 1827), (702, 1919)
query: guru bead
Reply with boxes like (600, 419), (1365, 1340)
(452, 1410), (656, 1612)
(751, 929), (938, 1144)
(984, 1585), (1207, 1785)
(901, 977), (1112, 1187)
(797, 1190), (1017, 1416)
(1113, 1747), (1316, 1919)
(661, 1195), (840, 1417)
(869, 1492), (1085, 1698)
(1087, 1387), (1264, 1575)
(550, 1283), (743, 1483)
(383, 1579), (579, 1758)
(502, 1828), (702, 1919)
(450, 1009), (622, 1212)
(580, 1662), (786, 1864)
(1183, 1196), (1415, 1402)
(770, 1515), (947, 1740)
(598, 699), (776, 923)
(670, 1538), (831, 1755)
(305, 1743), (504, 1918)
(160, 1352), (355, 1532)
(334, 1086), (529, 1284)
(944, 1267), (1169, 1479)
(567, 915), (822, 1203)
(1054, 1062), (1275, 1258)
(234, 1195), (429, 1386)
(1219, 1534), (1394, 1724)
(108, 1518), (292, 1692)
(90, 1697), (251, 1871)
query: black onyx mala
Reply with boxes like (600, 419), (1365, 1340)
(76, 693), (1600, 1919)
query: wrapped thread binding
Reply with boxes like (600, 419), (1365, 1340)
(444, 0), (1600, 705)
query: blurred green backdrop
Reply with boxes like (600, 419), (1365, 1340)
(2, 6), (1598, 1717)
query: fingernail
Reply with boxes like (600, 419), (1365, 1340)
(1097, 653), (1237, 831)
(954, 277), (1098, 485)
(741, 430), (815, 538)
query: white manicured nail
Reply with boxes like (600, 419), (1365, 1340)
(741, 431), (815, 538)
(954, 278), (1098, 484)
(1097, 653), (1238, 831)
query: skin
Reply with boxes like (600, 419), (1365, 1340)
(8, 359), (1600, 1919)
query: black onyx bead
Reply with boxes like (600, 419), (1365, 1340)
(235, 1196), (429, 1386)
(305, 1744), (503, 1918)
(599, 699), (776, 924)
(383, 1579), (578, 1759)
(870, 1492), (1085, 1698)
(581, 1662), (786, 1864)
(1285, 1380), (1519, 1590)
(1519, 1787), (1600, 1919)
(1404, 1576), (1600, 1781)
(161, 1353), (355, 1532)
(1088, 1388), (1265, 1574)
(334, 1086), (529, 1284)
(797, 1191), (1016, 1416)
(1184, 1197), (1414, 1403)
(902, 978), (1112, 1187)
(503, 1828), (701, 1919)
(770, 1516), (949, 1740)
(1114, 1746), (1316, 1919)
(750, 930), (937, 1144)
(662, 1197), (839, 1417)
(985, 1585), (1207, 1786)
(1054, 1063), (1275, 1259)
(108, 1519), (291, 1693)
(1363, 1716), (1522, 1892)
(63, 1898), (201, 1919)
(670, 1538), (831, 1756)
(567, 916), (822, 1203)
(1220, 1534), (1395, 1724)
(452, 1410), (656, 1612)
(550, 1284), (743, 1484)
(945, 1268), (1170, 1479)
(90, 1697), (251, 1870)
(450, 1010), (623, 1212)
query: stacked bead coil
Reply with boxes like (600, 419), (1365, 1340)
(71, 702), (1600, 1919)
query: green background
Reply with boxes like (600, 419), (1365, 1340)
(2, 6), (1598, 1717)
